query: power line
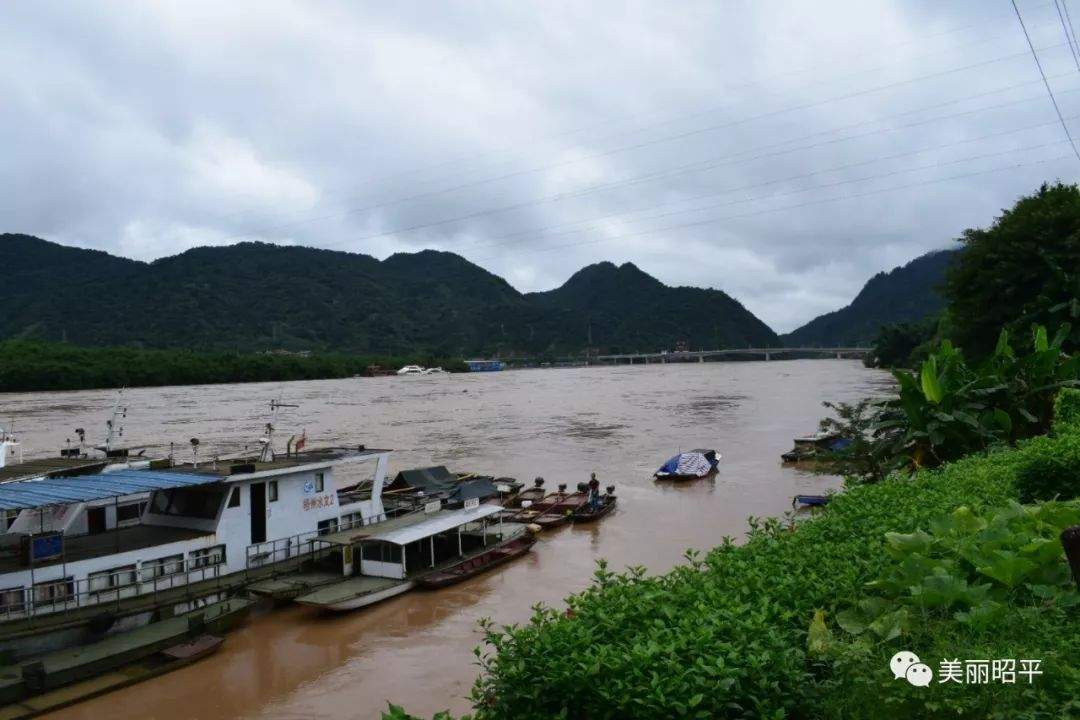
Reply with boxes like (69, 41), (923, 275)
(465, 107), (1080, 252)
(1054, 0), (1080, 70)
(208, 41), (1072, 247)
(333, 79), (1080, 250)
(472, 153), (1074, 262)
(1013, 0), (1080, 160)
(466, 136), (1074, 255)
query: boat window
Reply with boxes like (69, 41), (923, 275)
(360, 541), (402, 563)
(268, 481), (279, 503)
(228, 487), (241, 508)
(189, 545), (226, 569)
(315, 472), (325, 493)
(0, 586), (24, 615)
(141, 554), (184, 581)
(89, 565), (136, 592)
(1, 509), (18, 532)
(32, 577), (73, 606)
(116, 502), (145, 526)
(149, 487), (226, 519)
(317, 517), (338, 535)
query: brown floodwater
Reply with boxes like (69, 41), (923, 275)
(0, 360), (890, 719)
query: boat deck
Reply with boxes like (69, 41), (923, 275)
(246, 571), (343, 601)
(0, 525), (212, 574)
(295, 576), (404, 607)
(0, 597), (249, 704)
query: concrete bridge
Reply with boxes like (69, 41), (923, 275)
(592, 347), (869, 364)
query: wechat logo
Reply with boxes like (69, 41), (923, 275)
(891, 651), (933, 687)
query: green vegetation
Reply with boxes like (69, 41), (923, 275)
(863, 317), (938, 368)
(822, 324), (1079, 482)
(1, 234), (778, 356)
(391, 391), (1079, 720)
(0, 340), (467, 392)
(945, 182), (1080, 358)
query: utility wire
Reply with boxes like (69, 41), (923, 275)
(209, 41), (1072, 247)
(1054, 0), (1080, 70)
(1013, 0), (1080, 160)
(473, 153), (1074, 262)
(329, 80), (1080, 250)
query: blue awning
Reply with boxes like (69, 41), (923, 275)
(0, 469), (224, 511)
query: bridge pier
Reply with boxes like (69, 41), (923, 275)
(765, 351), (770, 361)
(699, 355), (704, 363)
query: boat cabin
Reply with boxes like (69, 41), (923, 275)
(0, 447), (391, 629)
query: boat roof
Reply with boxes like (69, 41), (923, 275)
(0, 447), (390, 510)
(318, 504), (503, 547)
(0, 457), (110, 484)
(0, 469), (224, 511)
(388, 466), (456, 494)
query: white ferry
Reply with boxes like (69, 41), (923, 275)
(0, 440), (392, 659)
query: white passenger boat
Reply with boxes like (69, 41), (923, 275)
(0, 425), (394, 659)
(396, 365), (425, 376)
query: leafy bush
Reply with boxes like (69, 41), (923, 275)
(1013, 432), (1080, 503)
(820, 500), (1080, 719)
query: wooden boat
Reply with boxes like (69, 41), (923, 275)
(572, 494), (616, 523)
(502, 478), (547, 508)
(417, 534), (536, 589)
(0, 635), (224, 719)
(499, 487), (571, 522)
(532, 492), (588, 529)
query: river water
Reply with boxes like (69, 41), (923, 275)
(0, 360), (888, 719)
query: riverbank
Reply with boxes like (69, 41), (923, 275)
(0, 340), (467, 392)
(451, 390), (1080, 719)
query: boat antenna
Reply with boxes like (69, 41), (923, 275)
(261, 397), (298, 462)
(104, 389), (127, 453)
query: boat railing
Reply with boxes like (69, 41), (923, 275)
(243, 505), (411, 573)
(0, 553), (227, 624)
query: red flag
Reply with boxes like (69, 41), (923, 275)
(295, 430), (307, 452)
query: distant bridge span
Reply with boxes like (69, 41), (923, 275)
(593, 347), (869, 364)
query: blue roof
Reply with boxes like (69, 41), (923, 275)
(0, 469), (224, 511)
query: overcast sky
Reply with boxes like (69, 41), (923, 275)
(3, 0), (1078, 332)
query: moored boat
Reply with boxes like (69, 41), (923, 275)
(531, 492), (588, 529)
(781, 432), (851, 463)
(417, 531), (536, 589)
(653, 449), (720, 480)
(572, 490), (617, 523)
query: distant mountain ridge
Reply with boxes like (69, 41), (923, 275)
(782, 249), (959, 347)
(0, 234), (778, 355)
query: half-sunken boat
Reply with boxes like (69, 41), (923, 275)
(653, 449), (720, 480)
(781, 432), (851, 464)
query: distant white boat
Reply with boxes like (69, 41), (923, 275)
(396, 365), (425, 376)
(421, 367), (448, 375)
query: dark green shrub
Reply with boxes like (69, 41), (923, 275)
(1013, 433), (1080, 502)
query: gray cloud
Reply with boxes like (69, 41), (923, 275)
(2, 0), (1077, 332)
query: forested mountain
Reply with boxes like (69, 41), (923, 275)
(0, 234), (777, 356)
(781, 249), (960, 347)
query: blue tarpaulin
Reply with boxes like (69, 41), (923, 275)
(655, 450), (719, 478)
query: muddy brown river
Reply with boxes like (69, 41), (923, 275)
(0, 360), (888, 719)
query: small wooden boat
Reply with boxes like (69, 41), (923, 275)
(417, 534), (537, 589)
(499, 486), (572, 522)
(532, 492), (587, 529)
(572, 493), (616, 523)
(502, 478), (547, 508)
(792, 494), (830, 508)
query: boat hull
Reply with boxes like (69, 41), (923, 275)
(417, 535), (536, 589)
(296, 579), (415, 612)
(572, 497), (616, 523)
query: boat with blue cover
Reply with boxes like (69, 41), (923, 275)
(653, 449), (720, 480)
